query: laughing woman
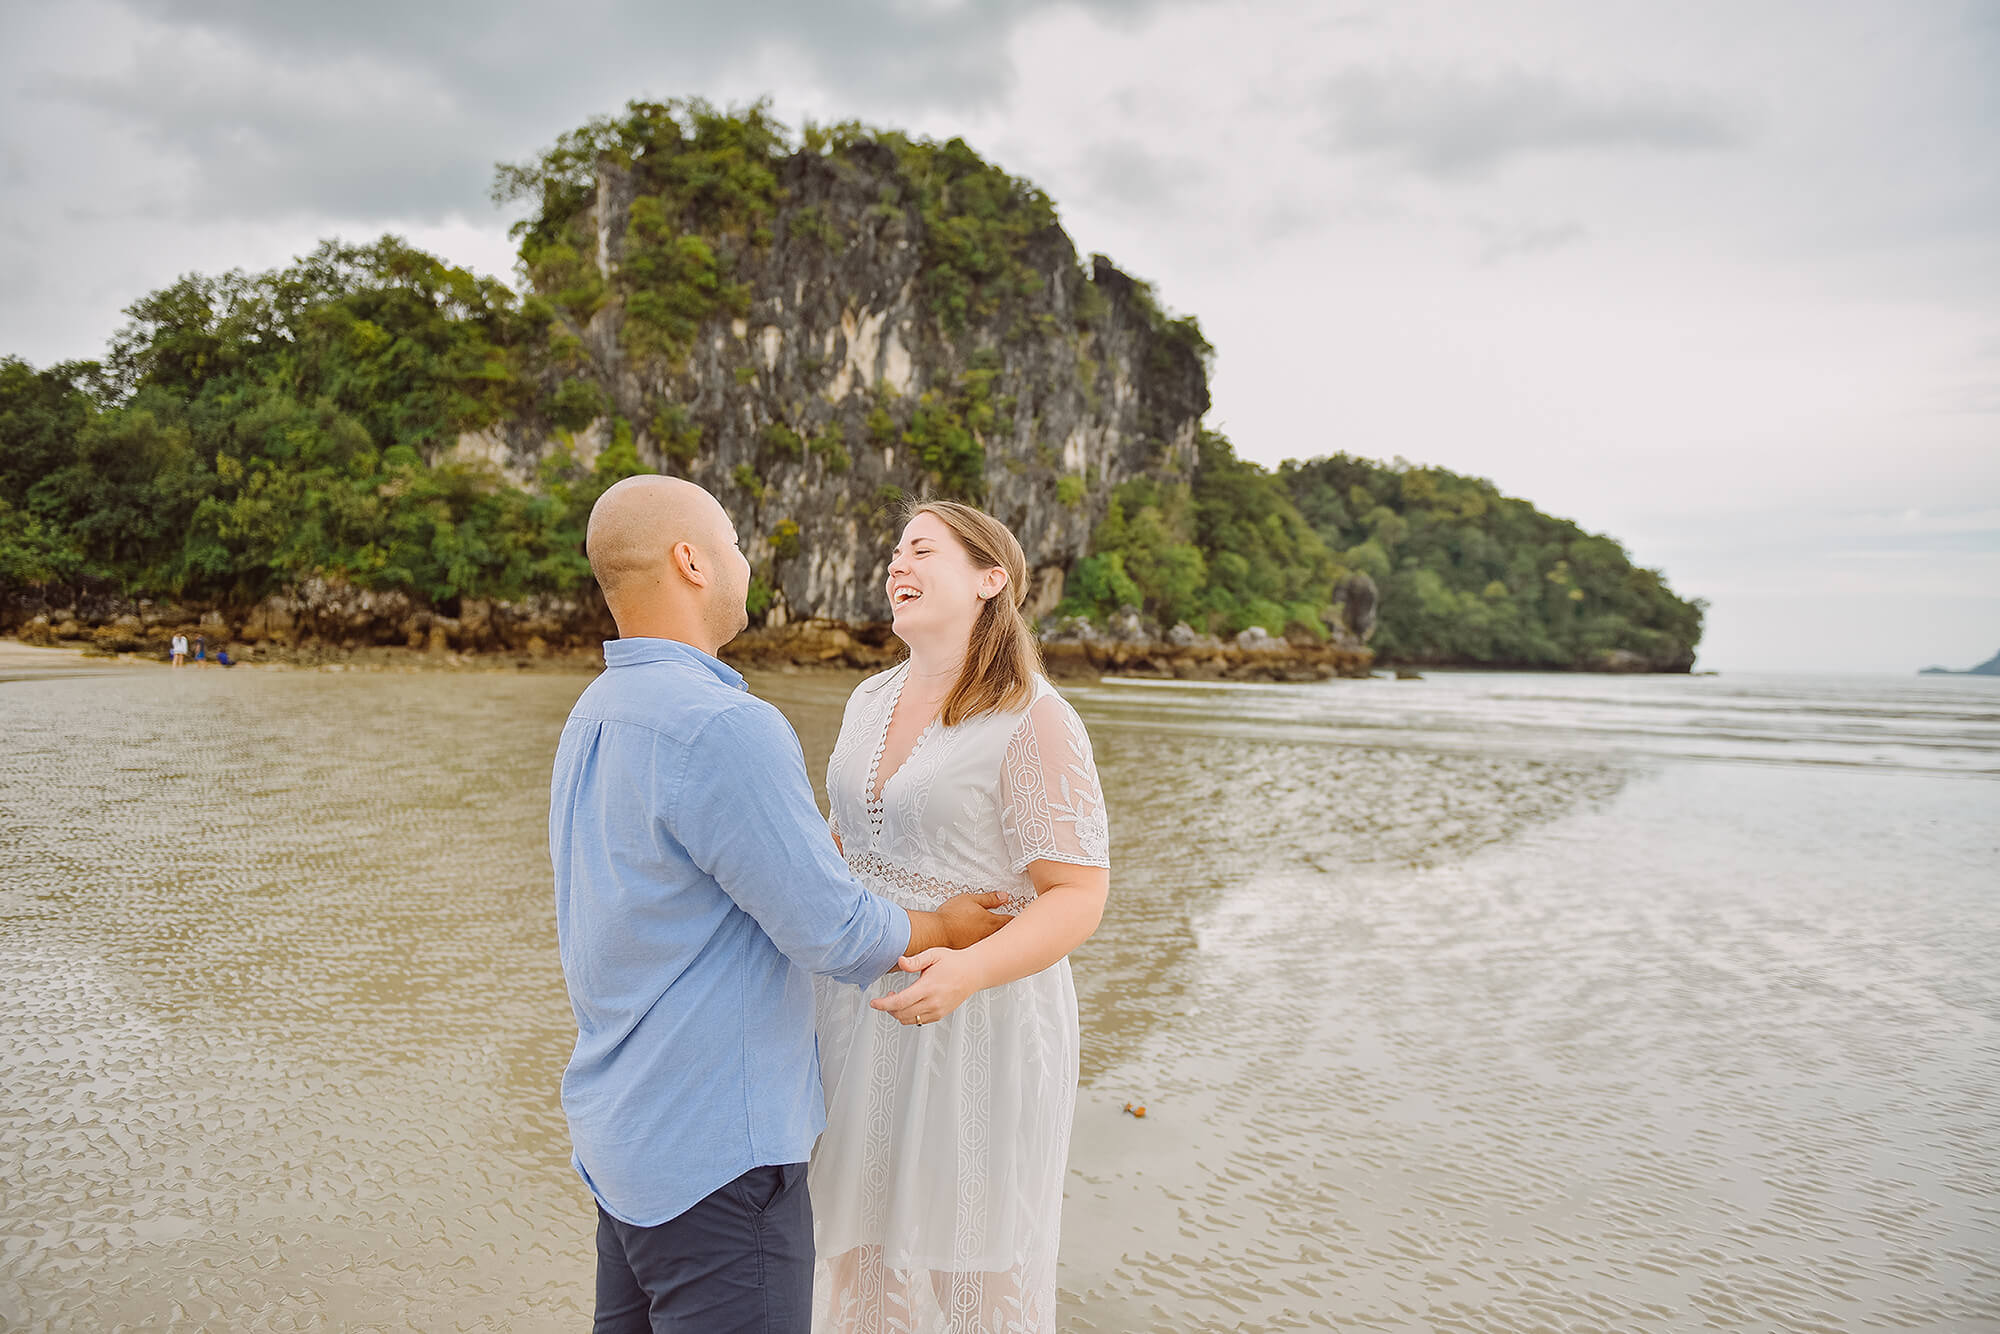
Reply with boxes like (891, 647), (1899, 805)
(811, 501), (1111, 1334)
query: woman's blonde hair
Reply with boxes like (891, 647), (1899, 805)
(903, 500), (1044, 726)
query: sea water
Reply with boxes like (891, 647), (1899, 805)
(1, 663), (1994, 1329)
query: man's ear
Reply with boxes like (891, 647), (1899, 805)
(671, 540), (708, 587)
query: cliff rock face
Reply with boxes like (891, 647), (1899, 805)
(469, 130), (1210, 627)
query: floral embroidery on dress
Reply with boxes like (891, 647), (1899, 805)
(998, 689), (1110, 874)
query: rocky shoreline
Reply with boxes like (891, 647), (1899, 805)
(722, 618), (1377, 683)
(3, 580), (1380, 682)
(4, 577), (615, 664)
(2, 578), (1686, 679)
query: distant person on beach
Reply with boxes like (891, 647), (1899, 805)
(547, 475), (1010, 1334)
(809, 501), (1109, 1333)
(215, 649), (233, 667)
(169, 633), (187, 668)
(194, 633), (206, 663)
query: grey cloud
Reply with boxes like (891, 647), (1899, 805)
(1474, 217), (1588, 264)
(1070, 138), (1202, 213)
(1834, 529), (2000, 556)
(1946, 380), (2000, 414)
(1252, 190), (1418, 244)
(24, 0), (1191, 227)
(1318, 68), (1746, 179)
(142, 0), (1181, 120)
(1252, 197), (1324, 244)
(39, 52), (493, 220)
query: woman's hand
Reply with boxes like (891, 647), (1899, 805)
(870, 948), (991, 1027)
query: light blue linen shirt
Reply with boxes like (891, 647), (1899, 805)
(548, 636), (910, 1226)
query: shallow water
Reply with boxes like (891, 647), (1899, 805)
(1, 664), (1995, 1330)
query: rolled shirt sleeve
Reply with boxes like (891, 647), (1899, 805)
(674, 700), (910, 986)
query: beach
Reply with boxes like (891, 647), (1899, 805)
(2, 666), (1996, 1329)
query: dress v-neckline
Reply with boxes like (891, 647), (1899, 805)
(865, 665), (942, 815)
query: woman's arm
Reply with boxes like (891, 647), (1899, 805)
(870, 859), (1107, 1025)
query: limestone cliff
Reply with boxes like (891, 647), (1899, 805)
(471, 112), (1211, 628)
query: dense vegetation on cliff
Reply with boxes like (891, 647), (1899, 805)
(0, 99), (1701, 668)
(0, 238), (625, 607)
(1282, 455), (1702, 666)
(1054, 435), (1702, 668)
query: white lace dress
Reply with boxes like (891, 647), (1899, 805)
(810, 665), (1110, 1334)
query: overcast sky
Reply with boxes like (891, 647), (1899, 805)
(3, 0), (1995, 672)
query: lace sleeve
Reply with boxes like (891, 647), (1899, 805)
(999, 689), (1110, 874)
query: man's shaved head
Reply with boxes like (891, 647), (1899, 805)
(586, 475), (751, 650)
(586, 475), (729, 598)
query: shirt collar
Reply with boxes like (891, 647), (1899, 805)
(602, 637), (745, 691)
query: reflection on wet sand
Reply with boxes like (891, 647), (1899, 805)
(2, 667), (1996, 1330)
(3, 670), (591, 1328)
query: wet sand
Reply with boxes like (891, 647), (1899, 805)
(0, 640), (139, 673)
(2, 668), (1996, 1329)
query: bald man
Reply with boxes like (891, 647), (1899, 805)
(548, 476), (1008, 1333)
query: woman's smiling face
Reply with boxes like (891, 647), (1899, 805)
(886, 511), (997, 637)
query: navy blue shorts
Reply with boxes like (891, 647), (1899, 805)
(593, 1162), (813, 1333)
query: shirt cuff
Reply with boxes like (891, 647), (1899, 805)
(830, 898), (911, 987)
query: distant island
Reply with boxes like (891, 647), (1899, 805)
(1920, 651), (2000, 676)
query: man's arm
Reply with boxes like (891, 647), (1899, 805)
(673, 703), (1003, 982)
(833, 793), (1008, 956)
(907, 895), (1012, 955)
